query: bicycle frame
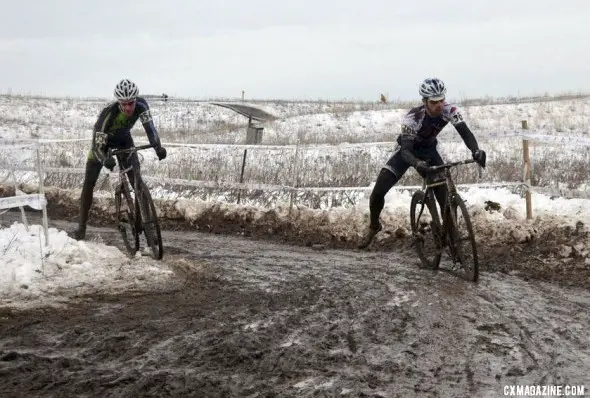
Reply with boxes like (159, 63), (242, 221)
(107, 144), (164, 259)
(420, 158), (476, 228)
(108, 143), (154, 194)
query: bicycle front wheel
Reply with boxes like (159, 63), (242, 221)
(410, 190), (442, 270)
(115, 183), (139, 256)
(446, 194), (479, 282)
(136, 180), (163, 260)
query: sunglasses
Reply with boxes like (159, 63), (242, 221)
(119, 100), (136, 107)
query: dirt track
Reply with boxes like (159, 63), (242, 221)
(1, 217), (589, 397)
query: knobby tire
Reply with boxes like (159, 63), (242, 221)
(446, 194), (479, 282)
(136, 180), (163, 260)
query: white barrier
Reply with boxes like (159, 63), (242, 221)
(27, 129), (587, 149)
(0, 194), (47, 210)
(29, 129), (557, 149)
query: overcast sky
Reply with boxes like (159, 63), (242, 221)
(1, 0), (588, 100)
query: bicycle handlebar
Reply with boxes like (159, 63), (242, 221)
(107, 144), (156, 157)
(427, 158), (476, 172)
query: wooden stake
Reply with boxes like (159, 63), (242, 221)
(522, 120), (533, 220)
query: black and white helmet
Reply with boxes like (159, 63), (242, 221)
(419, 78), (447, 100)
(114, 79), (139, 101)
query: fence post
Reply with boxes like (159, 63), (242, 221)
(36, 147), (49, 247)
(521, 120), (533, 220)
(237, 149), (247, 204)
(288, 139), (301, 218)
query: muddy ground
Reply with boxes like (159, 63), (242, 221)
(1, 205), (590, 397)
(34, 186), (590, 289)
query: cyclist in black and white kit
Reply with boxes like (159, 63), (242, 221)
(72, 79), (167, 240)
(358, 78), (487, 249)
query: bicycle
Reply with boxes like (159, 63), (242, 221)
(108, 144), (163, 260)
(409, 158), (479, 282)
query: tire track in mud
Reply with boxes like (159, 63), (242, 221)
(1, 220), (589, 397)
(143, 232), (590, 395)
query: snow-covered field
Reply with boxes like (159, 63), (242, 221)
(1, 94), (589, 144)
(2, 94), (590, 306)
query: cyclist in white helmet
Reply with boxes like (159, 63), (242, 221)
(71, 79), (167, 240)
(358, 77), (486, 249)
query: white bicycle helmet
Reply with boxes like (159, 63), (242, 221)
(419, 78), (447, 100)
(114, 79), (139, 101)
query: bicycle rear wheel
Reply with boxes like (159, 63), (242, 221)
(114, 183), (139, 256)
(136, 180), (163, 260)
(410, 190), (443, 270)
(446, 194), (479, 282)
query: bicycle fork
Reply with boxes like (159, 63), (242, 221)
(443, 195), (465, 265)
(133, 186), (144, 235)
(415, 191), (444, 252)
(115, 185), (133, 232)
(114, 186), (126, 227)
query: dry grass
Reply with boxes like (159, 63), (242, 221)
(7, 136), (589, 211)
